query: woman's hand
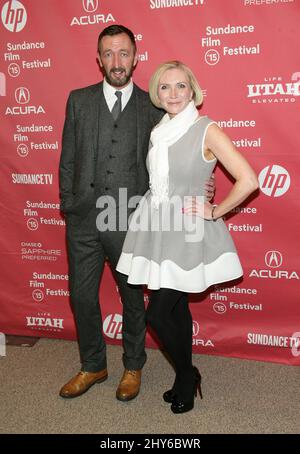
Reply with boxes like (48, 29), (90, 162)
(182, 197), (215, 220)
(204, 173), (215, 202)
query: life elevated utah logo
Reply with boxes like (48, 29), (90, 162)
(70, 0), (115, 27)
(1, 0), (27, 32)
(247, 74), (300, 104)
(5, 87), (46, 115)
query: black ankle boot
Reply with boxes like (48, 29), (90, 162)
(163, 372), (181, 403)
(170, 366), (202, 414)
(163, 388), (177, 403)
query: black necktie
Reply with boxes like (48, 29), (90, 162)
(111, 91), (122, 121)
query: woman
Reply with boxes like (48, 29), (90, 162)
(117, 61), (258, 413)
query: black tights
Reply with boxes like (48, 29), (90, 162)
(147, 288), (194, 400)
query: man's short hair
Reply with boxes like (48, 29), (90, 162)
(98, 25), (136, 53)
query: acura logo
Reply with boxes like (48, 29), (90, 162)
(15, 87), (30, 104)
(82, 0), (98, 13)
(193, 321), (200, 337)
(265, 251), (283, 268)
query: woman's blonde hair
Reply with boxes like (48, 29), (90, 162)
(149, 60), (203, 108)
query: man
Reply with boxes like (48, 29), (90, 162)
(59, 25), (214, 401)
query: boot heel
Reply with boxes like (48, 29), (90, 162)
(197, 381), (203, 400)
(193, 366), (203, 400)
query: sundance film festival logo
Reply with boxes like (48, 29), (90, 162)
(213, 302), (227, 314)
(8, 62), (20, 77)
(103, 314), (122, 339)
(1, 0), (27, 32)
(32, 289), (44, 302)
(17, 143), (29, 157)
(27, 218), (39, 231)
(205, 49), (220, 66)
(259, 165), (290, 197)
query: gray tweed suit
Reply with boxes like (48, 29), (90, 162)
(59, 81), (163, 372)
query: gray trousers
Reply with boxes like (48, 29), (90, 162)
(66, 206), (147, 372)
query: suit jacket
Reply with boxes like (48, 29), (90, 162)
(59, 81), (163, 215)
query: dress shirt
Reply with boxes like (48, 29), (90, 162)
(103, 78), (134, 112)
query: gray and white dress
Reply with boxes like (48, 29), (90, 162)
(116, 116), (243, 293)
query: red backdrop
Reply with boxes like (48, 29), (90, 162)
(1, 0), (299, 365)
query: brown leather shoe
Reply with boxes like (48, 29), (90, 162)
(116, 369), (142, 402)
(59, 369), (108, 398)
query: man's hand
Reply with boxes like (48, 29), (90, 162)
(204, 173), (215, 202)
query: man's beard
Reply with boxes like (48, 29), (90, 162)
(104, 66), (133, 87)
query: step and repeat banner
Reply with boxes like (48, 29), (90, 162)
(1, 0), (299, 365)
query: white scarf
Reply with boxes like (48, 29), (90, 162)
(149, 101), (199, 208)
